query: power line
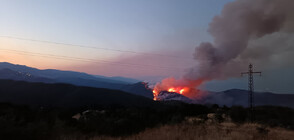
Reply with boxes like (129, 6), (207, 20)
(0, 48), (185, 71)
(0, 35), (193, 60)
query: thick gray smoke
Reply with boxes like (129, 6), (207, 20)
(185, 0), (294, 81)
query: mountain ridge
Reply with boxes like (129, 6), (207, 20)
(0, 62), (153, 98)
(0, 79), (154, 108)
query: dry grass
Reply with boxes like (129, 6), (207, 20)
(60, 121), (294, 140)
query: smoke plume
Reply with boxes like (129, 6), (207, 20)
(154, 0), (294, 99)
(185, 0), (294, 81)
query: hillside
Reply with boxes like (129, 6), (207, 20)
(0, 62), (127, 84)
(158, 89), (294, 108)
(202, 89), (294, 108)
(0, 79), (154, 108)
(0, 62), (154, 98)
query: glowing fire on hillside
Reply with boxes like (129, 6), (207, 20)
(152, 77), (205, 101)
(152, 87), (188, 101)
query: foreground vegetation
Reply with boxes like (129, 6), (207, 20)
(68, 122), (294, 140)
(0, 102), (293, 140)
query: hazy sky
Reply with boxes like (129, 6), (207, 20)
(0, 0), (232, 74)
(0, 0), (293, 93)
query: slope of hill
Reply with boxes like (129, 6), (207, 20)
(0, 79), (154, 108)
(0, 62), (154, 98)
(0, 62), (129, 84)
(156, 91), (195, 103)
(157, 89), (294, 108)
(121, 82), (154, 98)
(203, 89), (294, 108)
(0, 68), (55, 83)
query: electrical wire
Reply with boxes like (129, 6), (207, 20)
(0, 35), (193, 60)
(0, 48), (187, 72)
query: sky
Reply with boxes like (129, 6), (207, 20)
(0, 0), (293, 93)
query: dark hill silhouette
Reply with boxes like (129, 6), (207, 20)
(0, 62), (121, 83)
(0, 68), (55, 83)
(0, 62), (153, 98)
(199, 89), (294, 108)
(157, 89), (294, 108)
(121, 82), (154, 98)
(0, 79), (154, 108)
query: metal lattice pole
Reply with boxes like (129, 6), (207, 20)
(241, 64), (261, 122)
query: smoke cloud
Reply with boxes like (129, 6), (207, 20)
(185, 0), (294, 81)
(153, 0), (294, 99)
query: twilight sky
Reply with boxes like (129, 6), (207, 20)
(0, 0), (293, 93)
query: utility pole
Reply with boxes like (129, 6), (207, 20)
(241, 64), (261, 122)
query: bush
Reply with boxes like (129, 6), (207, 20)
(229, 106), (248, 123)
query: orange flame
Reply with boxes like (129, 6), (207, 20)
(152, 89), (158, 101)
(180, 89), (185, 94)
(167, 87), (187, 94)
(168, 88), (176, 92)
(152, 87), (188, 101)
(152, 78), (205, 101)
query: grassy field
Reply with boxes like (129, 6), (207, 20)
(60, 121), (294, 140)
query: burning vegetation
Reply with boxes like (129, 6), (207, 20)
(152, 77), (205, 100)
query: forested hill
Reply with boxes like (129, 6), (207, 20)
(0, 79), (154, 108)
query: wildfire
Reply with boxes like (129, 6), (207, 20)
(180, 89), (185, 94)
(168, 88), (176, 93)
(152, 87), (188, 101)
(152, 77), (205, 101)
(167, 87), (186, 94)
(152, 90), (158, 101)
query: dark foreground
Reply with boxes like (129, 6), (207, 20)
(62, 123), (294, 140)
(0, 102), (293, 140)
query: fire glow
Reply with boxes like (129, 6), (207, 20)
(153, 87), (188, 101)
(153, 87), (187, 100)
(152, 77), (205, 101)
(167, 87), (186, 94)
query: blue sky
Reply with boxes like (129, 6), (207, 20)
(0, 0), (232, 74)
(0, 0), (232, 50)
